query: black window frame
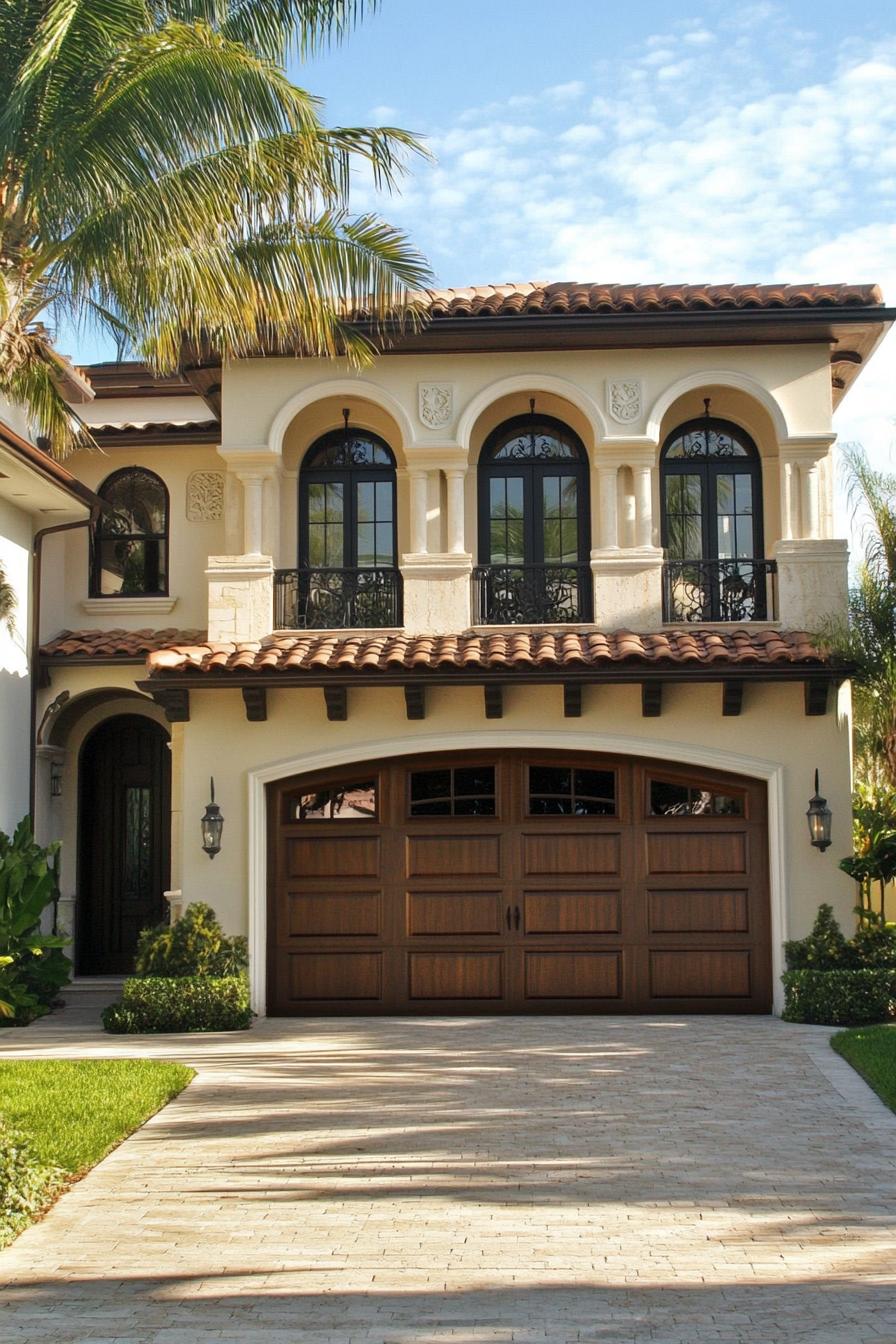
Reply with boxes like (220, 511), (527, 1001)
(90, 466), (170, 598)
(407, 763), (498, 818)
(298, 427), (398, 573)
(660, 416), (764, 565)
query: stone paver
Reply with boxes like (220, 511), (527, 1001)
(1, 996), (895, 1343)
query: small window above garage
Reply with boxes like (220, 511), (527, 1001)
(283, 780), (378, 822)
(409, 765), (496, 817)
(528, 765), (616, 816)
(649, 777), (744, 817)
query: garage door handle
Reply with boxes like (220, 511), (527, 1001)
(514, 905), (521, 930)
(505, 905), (511, 929)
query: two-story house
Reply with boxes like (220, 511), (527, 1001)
(34, 281), (893, 1016)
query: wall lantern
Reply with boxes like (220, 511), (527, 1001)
(806, 770), (832, 852)
(50, 762), (63, 798)
(200, 777), (224, 859)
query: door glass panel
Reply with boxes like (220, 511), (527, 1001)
(294, 781), (377, 821)
(409, 766), (496, 817)
(307, 482), (344, 568)
(665, 475), (703, 561)
(123, 786), (152, 899)
(649, 779), (743, 816)
(355, 480), (394, 567)
(542, 475), (579, 565)
(528, 765), (616, 816)
(489, 477), (526, 564)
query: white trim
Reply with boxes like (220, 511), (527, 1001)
(247, 730), (789, 1019)
(266, 378), (416, 460)
(80, 596), (178, 615)
(456, 372), (609, 454)
(645, 369), (791, 441)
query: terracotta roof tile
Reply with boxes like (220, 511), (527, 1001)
(394, 281), (883, 321)
(143, 628), (829, 677)
(41, 628), (207, 660)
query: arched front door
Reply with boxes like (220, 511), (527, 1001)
(78, 715), (171, 974)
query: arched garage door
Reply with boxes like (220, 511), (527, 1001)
(267, 750), (771, 1014)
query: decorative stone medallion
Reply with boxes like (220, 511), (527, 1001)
(606, 379), (642, 425)
(418, 383), (453, 430)
(186, 470), (224, 522)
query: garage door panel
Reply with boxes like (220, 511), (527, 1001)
(649, 949), (752, 998)
(524, 951), (621, 999)
(523, 832), (620, 876)
(407, 834), (501, 877)
(408, 951), (503, 999)
(648, 889), (749, 934)
(285, 834), (380, 879)
(646, 831), (747, 875)
(524, 891), (621, 934)
(287, 951), (383, 1001)
(408, 891), (502, 936)
(287, 891), (382, 937)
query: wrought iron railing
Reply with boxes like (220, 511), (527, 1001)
(274, 567), (403, 629)
(473, 563), (592, 625)
(662, 559), (777, 623)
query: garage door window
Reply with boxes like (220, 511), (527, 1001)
(286, 780), (378, 821)
(409, 766), (496, 817)
(649, 778), (743, 817)
(528, 766), (616, 816)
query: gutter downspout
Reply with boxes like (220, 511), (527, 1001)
(29, 509), (100, 823)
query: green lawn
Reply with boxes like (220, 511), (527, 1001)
(831, 1024), (896, 1113)
(0, 1059), (194, 1245)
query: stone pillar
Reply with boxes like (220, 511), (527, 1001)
(409, 469), (429, 556)
(445, 469), (467, 555)
(800, 461), (821, 540)
(598, 466), (619, 549)
(206, 555), (274, 642)
(775, 539), (848, 629)
(237, 472), (264, 556)
(261, 468), (282, 564)
(780, 459), (794, 541)
(634, 465), (653, 548)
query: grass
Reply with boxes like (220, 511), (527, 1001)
(831, 1024), (896, 1113)
(0, 1059), (194, 1245)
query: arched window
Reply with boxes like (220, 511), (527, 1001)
(295, 416), (399, 628)
(661, 407), (766, 622)
(476, 409), (591, 623)
(92, 468), (168, 597)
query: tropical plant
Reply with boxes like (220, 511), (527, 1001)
(823, 446), (896, 788)
(0, 818), (69, 1024)
(134, 901), (247, 978)
(0, 1), (431, 456)
(840, 782), (896, 919)
(0, 559), (15, 633)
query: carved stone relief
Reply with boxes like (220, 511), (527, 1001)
(606, 379), (642, 425)
(186, 470), (224, 522)
(418, 383), (453, 430)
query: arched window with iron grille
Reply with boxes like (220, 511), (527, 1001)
(91, 467), (169, 597)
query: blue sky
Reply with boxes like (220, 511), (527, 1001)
(70, 0), (896, 477)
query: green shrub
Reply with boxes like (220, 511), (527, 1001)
(102, 975), (251, 1033)
(784, 904), (851, 970)
(781, 968), (895, 1026)
(0, 1121), (60, 1246)
(0, 818), (70, 1025)
(134, 902), (247, 978)
(851, 910), (896, 968)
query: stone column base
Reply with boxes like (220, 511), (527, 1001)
(206, 555), (274, 642)
(591, 547), (665, 631)
(401, 553), (473, 634)
(774, 539), (848, 631)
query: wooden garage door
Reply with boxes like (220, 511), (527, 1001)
(267, 751), (771, 1015)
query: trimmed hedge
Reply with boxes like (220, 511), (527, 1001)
(102, 975), (251, 1033)
(781, 968), (896, 1026)
(0, 1122), (60, 1247)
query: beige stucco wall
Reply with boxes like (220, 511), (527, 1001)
(0, 496), (32, 833)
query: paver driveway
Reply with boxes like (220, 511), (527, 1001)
(1, 996), (895, 1344)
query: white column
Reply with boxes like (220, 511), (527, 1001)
(445, 469), (466, 555)
(634, 465), (653, 548)
(261, 470), (280, 563)
(598, 466), (619, 549)
(409, 469), (429, 555)
(780, 459), (794, 541)
(800, 461), (820, 540)
(238, 471), (264, 555)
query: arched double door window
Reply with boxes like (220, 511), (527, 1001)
(661, 414), (768, 622)
(291, 420), (400, 629)
(476, 412), (592, 623)
(91, 467), (168, 597)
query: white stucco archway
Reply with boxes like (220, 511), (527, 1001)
(267, 377), (417, 458)
(246, 729), (788, 1018)
(456, 373), (609, 456)
(646, 369), (790, 443)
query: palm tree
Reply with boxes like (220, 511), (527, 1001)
(828, 446), (896, 787)
(0, 1), (431, 457)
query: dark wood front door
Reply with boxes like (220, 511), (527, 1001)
(268, 750), (772, 1015)
(78, 715), (171, 975)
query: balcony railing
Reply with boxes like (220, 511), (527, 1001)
(662, 559), (777, 623)
(274, 566), (403, 629)
(473, 563), (592, 625)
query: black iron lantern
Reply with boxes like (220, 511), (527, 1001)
(806, 770), (832, 852)
(201, 777), (224, 859)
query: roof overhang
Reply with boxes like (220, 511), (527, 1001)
(0, 419), (98, 520)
